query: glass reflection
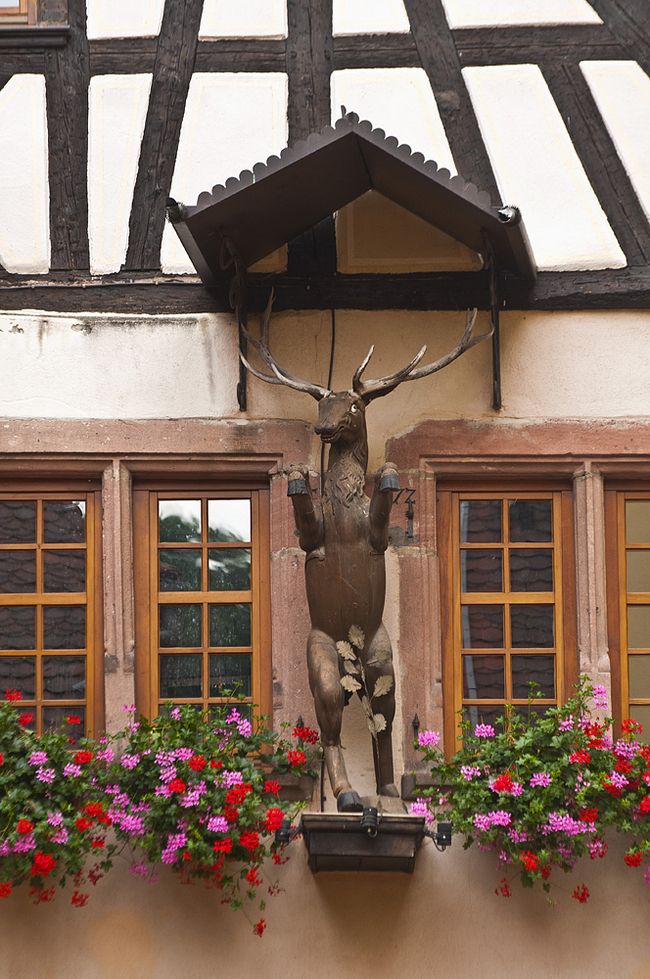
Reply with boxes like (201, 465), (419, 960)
(209, 604), (251, 647)
(461, 550), (502, 592)
(511, 655), (555, 698)
(159, 501), (201, 543)
(627, 551), (650, 593)
(510, 605), (554, 648)
(463, 704), (503, 733)
(509, 500), (552, 542)
(0, 606), (35, 650)
(159, 654), (202, 698)
(461, 605), (503, 649)
(0, 656), (35, 697)
(0, 501), (36, 543)
(42, 655), (85, 699)
(43, 707), (85, 742)
(209, 550), (251, 591)
(43, 551), (86, 593)
(0, 551), (36, 593)
(43, 501), (85, 543)
(208, 500), (250, 543)
(509, 550), (553, 592)
(626, 501), (650, 545)
(627, 606), (650, 649)
(460, 500), (501, 543)
(462, 655), (504, 699)
(43, 606), (86, 649)
(159, 605), (202, 648)
(159, 550), (201, 592)
(209, 654), (252, 697)
(629, 655), (650, 699)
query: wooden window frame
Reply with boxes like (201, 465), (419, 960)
(0, 0), (36, 23)
(0, 482), (103, 736)
(437, 481), (577, 751)
(132, 479), (272, 722)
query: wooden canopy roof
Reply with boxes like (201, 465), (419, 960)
(166, 112), (536, 286)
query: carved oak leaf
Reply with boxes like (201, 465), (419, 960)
(372, 676), (394, 699)
(348, 625), (365, 650)
(367, 713), (387, 736)
(344, 660), (360, 675)
(361, 695), (373, 718)
(337, 640), (357, 661)
(340, 676), (362, 693)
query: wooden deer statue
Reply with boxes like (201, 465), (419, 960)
(241, 295), (491, 811)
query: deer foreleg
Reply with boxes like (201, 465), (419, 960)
(287, 466), (324, 552)
(306, 629), (353, 799)
(369, 462), (399, 553)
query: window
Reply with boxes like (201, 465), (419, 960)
(133, 485), (271, 720)
(0, 487), (102, 737)
(437, 485), (577, 746)
(0, 0), (36, 24)
(605, 490), (650, 741)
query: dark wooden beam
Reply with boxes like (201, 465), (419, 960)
(44, 0), (89, 269)
(0, 74), (12, 93)
(89, 37), (157, 73)
(588, 0), (650, 75)
(0, 24), (68, 48)
(454, 24), (626, 65)
(2, 267), (650, 312)
(542, 63), (650, 266)
(196, 37), (285, 72)
(124, 0), (204, 270)
(286, 0), (336, 277)
(332, 33), (418, 69)
(402, 0), (501, 205)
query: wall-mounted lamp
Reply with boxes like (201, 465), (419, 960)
(360, 806), (381, 837)
(424, 821), (452, 851)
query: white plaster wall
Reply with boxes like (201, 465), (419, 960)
(441, 0), (601, 28)
(199, 0), (287, 38)
(161, 73), (288, 274)
(581, 61), (650, 226)
(333, 0), (410, 36)
(86, 0), (165, 38)
(331, 69), (456, 173)
(5, 309), (650, 468)
(88, 75), (153, 275)
(0, 75), (49, 274)
(463, 65), (625, 272)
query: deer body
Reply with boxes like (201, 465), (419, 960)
(240, 293), (491, 809)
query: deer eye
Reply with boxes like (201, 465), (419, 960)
(350, 404), (357, 413)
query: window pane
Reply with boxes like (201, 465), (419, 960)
(209, 604), (251, 647)
(627, 551), (650, 593)
(43, 707), (85, 742)
(42, 655), (85, 699)
(160, 654), (202, 698)
(511, 655), (555, 698)
(461, 605), (503, 648)
(159, 605), (202, 648)
(510, 605), (554, 648)
(625, 705), (650, 745)
(0, 551), (36, 593)
(43, 550), (86, 593)
(629, 655), (650, 699)
(159, 501), (201, 543)
(159, 550), (201, 591)
(626, 501), (650, 544)
(209, 549), (251, 591)
(0, 606), (35, 649)
(463, 704), (503, 733)
(0, 501), (35, 543)
(0, 656), (35, 698)
(461, 549), (502, 592)
(43, 501), (85, 543)
(627, 606), (650, 649)
(462, 655), (504, 699)
(43, 606), (86, 649)
(509, 549), (553, 592)
(460, 500), (501, 543)
(509, 500), (552, 542)
(209, 653), (252, 697)
(208, 500), (251, 542)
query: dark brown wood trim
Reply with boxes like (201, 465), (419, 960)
(454, 24), (626, 66)
(588, 0), (650, 76)
(3, 266), (650, 312)
(561, 488), (579, 701)
(0, 73), (11, 92)
(332, 32), (418, 69)
(402, 0), (501, 205)
(44, 0), (89, 270)
(541, 63), (650, 266)
(124, 0), (204, 271)
(604, 488), (622, 731)
(286, 0), (336, 277)
(0, 24), (68, 48)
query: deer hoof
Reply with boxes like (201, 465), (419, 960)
(380, 473), (399, 492)
(337, 791), (364, 813)
(380, 783), (400, 798)
(287, 478), (309, 497)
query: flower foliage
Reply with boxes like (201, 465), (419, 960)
(0, 692), (115, 905)
(97, 703), (320, 926)
(415, 677), (650, 902)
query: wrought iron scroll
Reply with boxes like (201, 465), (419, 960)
(220, 235), (248, 411)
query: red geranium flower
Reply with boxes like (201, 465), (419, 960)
(31, 851), (56, 877)
(579, 808), (598, 822)
(213, 839), (233, 854)
(639, 797), (650, 813)
(5, 689), (21, 702)
(621, 718), (643, 735)
(168, 779), (186, 794)
(495, 877), (511, 898)
(292, 725), (319, 745)
(0, 882), (11, 898)
(519, 850), (539, 873)
(572, 884), (589, 903)
(239, 831), (259, 852)
(264, 780), (281, 794)
(74, 750), (93, 764)
(570, 749), (590, 765)
(265, 808), (285, 833)
(75, 817), (92, 831)
(287, 749), (306, 769)
(624, 851), (643, 867)
(189, 755), (206, 771)
(91, 840), (105, 849)
(17, 819), (33, 835)
(19, 714), (34, 727)
(66, 715), (81, 725)
(253, 918), (266, 937)
(71, 891), (89, 908)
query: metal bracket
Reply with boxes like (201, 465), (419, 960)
(482, 233), (502, 411)
(219, 234), (248, 412)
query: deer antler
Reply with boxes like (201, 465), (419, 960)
(240, 291), (331, 401)
(352, 308), (492, 403)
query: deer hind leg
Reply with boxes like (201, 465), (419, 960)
(364, 623), (399, 797)
(306, 629), (353, 800)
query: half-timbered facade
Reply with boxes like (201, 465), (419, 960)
(2, 0), (650, 975)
